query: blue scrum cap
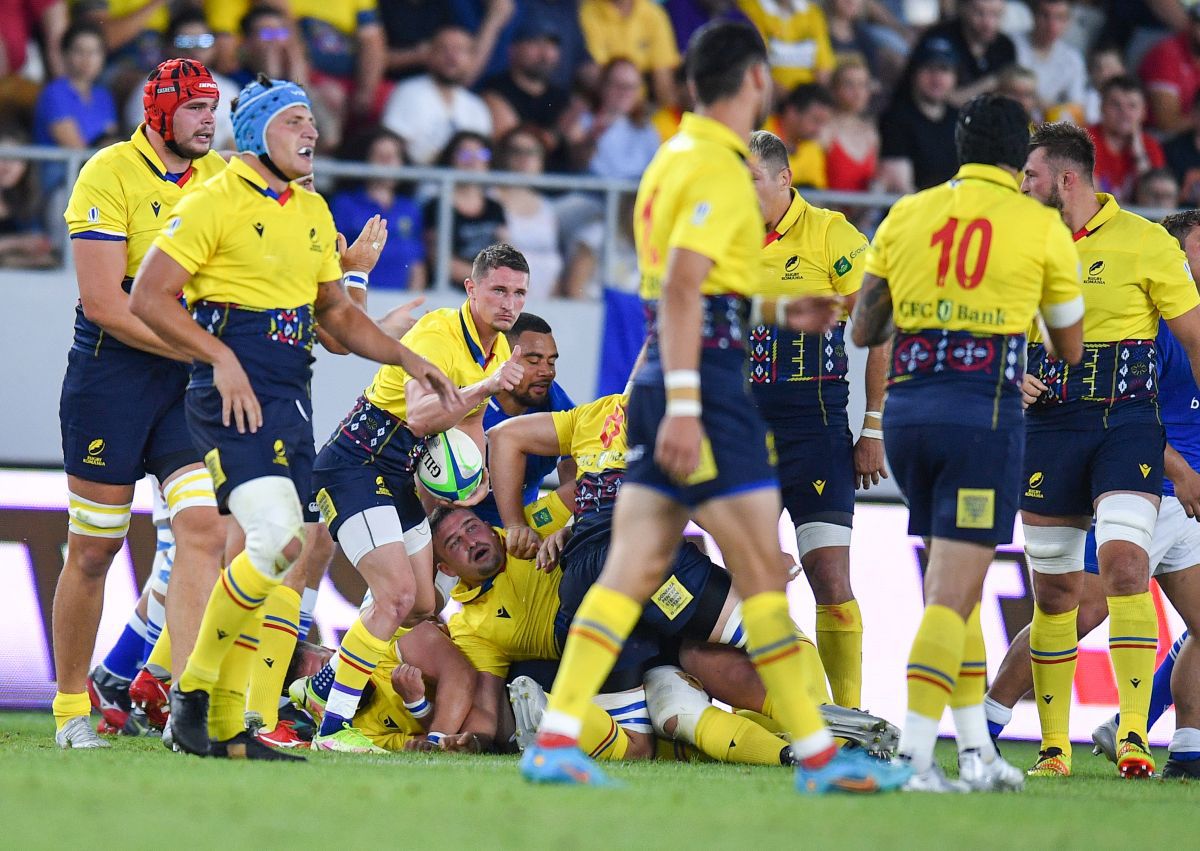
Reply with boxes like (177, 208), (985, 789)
(231, 74), (312, 157)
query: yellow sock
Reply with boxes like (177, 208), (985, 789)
(541, 585), (642, 741)
(1108, 592), (1158, 742)
(178, 552), (277, 693)
(52, 691), (90, 730)
(578, 701), (631, 760)
(245, 585), (301, 731)
(736, 708), (786, 735)
(797, 629), (833, 704)
(1030, 605), (1078, 756)
(208, 624), (260, 741)
(906, 604), (965, 720)
(318, 617), (392, 736)
(948, 605), (986, 709)
(693, 706), (788, 765)
(815, 600), (863, 708)
(145, 625), (172, 672)
(743, 591), (831, 760)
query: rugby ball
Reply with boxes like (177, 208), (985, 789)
(418, 428), (484, 502)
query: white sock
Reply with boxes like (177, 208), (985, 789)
(540, 709), (583, 740)
(983, 695), (1012, 727)
(1169, 726), (1200, 754)
(899, 712), (940, 772)
(952, 704), (997, 760)
(791, 727), (836, 762)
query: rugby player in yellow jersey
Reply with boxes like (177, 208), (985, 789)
(521, 21), (908, 793)
(301, 243), (526, 753)
(1016, 122), (1200, 778)
(52, 58), (228, 749)
(129, 75), (459, 759)
(746, 129), (888, 709)
(852, 94), (1084, 792)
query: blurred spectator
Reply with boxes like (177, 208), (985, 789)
(1164, 92), (1200, 206)
(565, 58), (660, 179)
(1081, 44), (1123, 125)
(823, 0), (907, 89)
(765, 82), (834, 188)
(878, 37), (959, 192)
(331, 127), (427, 290)
(287, 0), (388, 149)
(0, 0), (66, 111)
(738, 0), (835, 94)
(124, 10), (236, 147)
(650, 64), (692, 141)
(381, 25), (493, 165)
(79, 0), (170, 92)
(664, 0), (748, 53)
(1012, 0), (1085, 120)
(1087, 75), (1164, 202)
(481, 20), (570, 165)
(0, 123), (54, 268)
(903, 0), (1014, 107)
(1133, 167), (1180, 209)
(228, 5), (309, 88)
(1098, 0), (1185, 58)
(578, 0), (680, 107)
(34, 23), (117, 190)
(493, 126), (564, 299)
(1137, 6), (1200, 135)
(514, 0), (594, 91)
(996, 65), (1039, 120)
(449, 0), (523, 85)
(423, 131), (507, 287)
(377, 0), (456, 80)
(823, 57), (877, 191)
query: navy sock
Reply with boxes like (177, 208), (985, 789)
(102, 618), (148, 681)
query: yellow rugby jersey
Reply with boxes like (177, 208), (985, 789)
(64, 127), (227, 280)
(865, 164), (1081, 336)
(448, 546), (562, 678)
(759, 188), (867, 303)
(101, 0), (169, 32)
(355, 642), (425, 748)
(636, 113), (764, 301)
(553, 394), (629, 478)
(364, 301), (512, 422)
(1060, 194), (1198, 342)
(154, 156), (342, 309)
(289, 0), (378, 34)
(737, 0), (836, 90)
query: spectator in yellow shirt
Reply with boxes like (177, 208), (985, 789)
(737, 0), (835, 96)
(579, 0), (680, 107)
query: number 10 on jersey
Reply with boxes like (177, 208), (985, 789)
(931, 217), (993, 289)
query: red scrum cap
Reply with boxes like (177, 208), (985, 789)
(143, 58), (219, 142)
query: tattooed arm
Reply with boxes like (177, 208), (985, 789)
(849, 273), (894, 348)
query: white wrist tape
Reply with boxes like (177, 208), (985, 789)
(343, 271), (368, 291)
(664, 370), (701, 390)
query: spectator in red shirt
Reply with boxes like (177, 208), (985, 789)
(1138, 6), (1200, 135)
(1087, 75), (1165, 203)
(0, 0), (66, 113)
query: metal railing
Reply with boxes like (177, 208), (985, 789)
(1, 143), (1183, 291)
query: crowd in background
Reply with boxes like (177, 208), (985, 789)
(3, 0), (1200, 292)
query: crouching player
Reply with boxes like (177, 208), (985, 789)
(130, 75), (459, 758)
(300, 244), (526, 752)
(851, 94), (1084, 791)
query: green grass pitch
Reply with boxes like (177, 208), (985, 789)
(1, 711), (1194, 850)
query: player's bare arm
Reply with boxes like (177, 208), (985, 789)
(537, 525), (574, 572)
(656, 247), (709, 481)
(855, 343), (890, 489)
(849, 273), (894, 347)
(76, 239), (183, 361)
(1166, 443), (1200, 520)
(313, 278), (462, 408)
(131, 245), (263, 434)
(1165, 304), (1200, 389)
(403, 348), (524, 437)
(459, 670), (508, 752)
(316, 214), (390, 354)
(397, 622), (479, 741)
(487, 412), (562, 557)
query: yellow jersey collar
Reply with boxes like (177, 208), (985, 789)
(952, 163), (1020, 192)
(229, 155), (295, 203)
(679, 112), (750, 159)
(131, 125), (198, 185)
(459, 300), (500, 368)
(1076, 193), (1120, 239)
(769, 188), (808, 240)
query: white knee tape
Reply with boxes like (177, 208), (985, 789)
(163, 467), (217, 519)
(336, 505), (407, 568)
(1023, 525), (1087, 575)
(594, 686), (653, 734)
(643, 665), (712, 741)
(404, 518), (431, 555)
(150, 476), (170, 527)
(795, 522), (852, 560)
(1095, 493), (1158, 555)
(67, 491), (132, 539)
(227, 476), (306, 577)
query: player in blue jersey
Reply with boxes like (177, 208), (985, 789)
(984, 209), (1200, 778)
(474, 312), (577, 548)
